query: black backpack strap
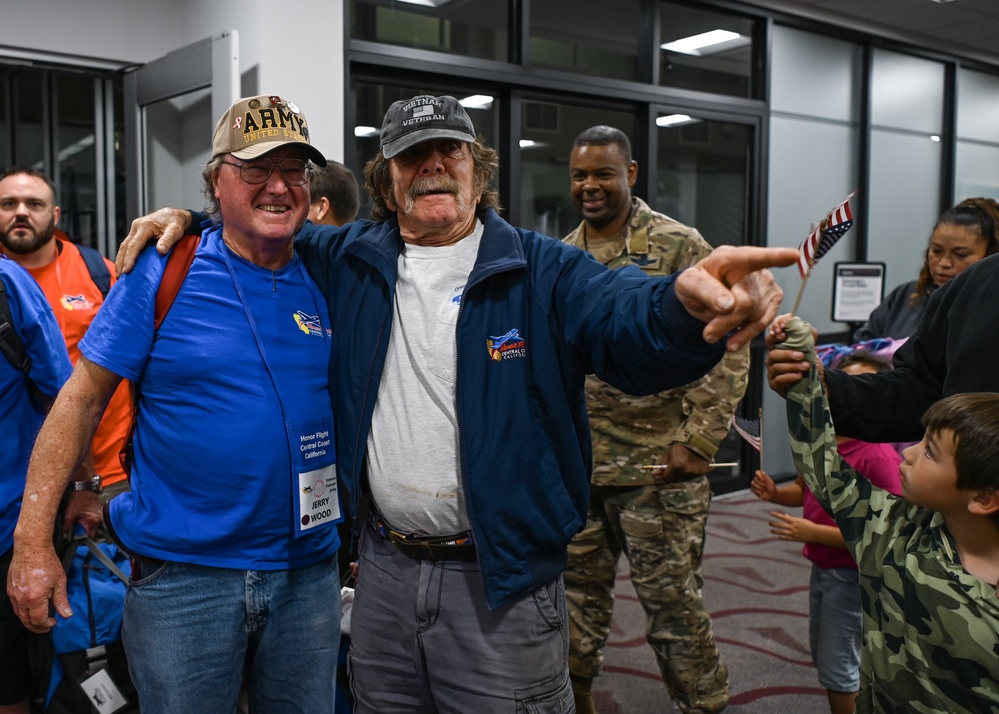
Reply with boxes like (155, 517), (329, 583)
(73, 243), (112, 299)
(0, 272), (53, 410)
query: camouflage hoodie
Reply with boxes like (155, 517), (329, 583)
(781, 316), (999, 714)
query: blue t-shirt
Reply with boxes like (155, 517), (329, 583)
(80, 227), (339, 569)
(0, 258), (73, 553)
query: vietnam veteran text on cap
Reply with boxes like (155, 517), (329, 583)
(379, 95), (476, 159)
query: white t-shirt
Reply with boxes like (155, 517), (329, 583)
(365, 220), (483, 535)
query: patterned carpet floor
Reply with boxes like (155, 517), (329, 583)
(590, 490), (828, 713)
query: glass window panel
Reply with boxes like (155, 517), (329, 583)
(55, 75), (98, 249)
(655, 115), (751, 247)
(112, 76), (128, 248)
(770, 25), (861, 122)
(767, 115), (859, 336)
(144, 88), (212, 217)
(868, 129), (942, 310)
(351, 0), (509, 63)
(764, 116), (859, 480)
(0, 69), (8, 170)
(13, 68), (45, 169)
(353, 82), (500, 220)
(519, 101), (635, 238)
(530, 0), (639, 81)
(871, 49), (944, 133)
(955, 141), (999, 205)
(957, 68), (999, 143)
(659, 1), (756, 99)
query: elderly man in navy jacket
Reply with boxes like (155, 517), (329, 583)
(119, 94), (797, 713)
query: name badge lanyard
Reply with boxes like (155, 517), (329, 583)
(220, 240), (337, 534)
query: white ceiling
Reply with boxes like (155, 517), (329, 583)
(741, 0), (999, 67)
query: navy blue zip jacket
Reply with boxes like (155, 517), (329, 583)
(295, 208), (726, 610)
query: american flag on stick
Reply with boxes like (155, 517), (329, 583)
(732, 410), (763, 453)
(790, 191), (857, 315)
(797, 192), (856, 278)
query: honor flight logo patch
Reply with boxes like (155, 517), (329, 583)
(60, 294), (94, 311)
(486, 328), (526, 362)
(293, 311), (328, 337)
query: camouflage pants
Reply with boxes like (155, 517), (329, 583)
(565, 476), (729, 713)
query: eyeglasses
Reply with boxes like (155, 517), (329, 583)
(222, 158), (311, 186)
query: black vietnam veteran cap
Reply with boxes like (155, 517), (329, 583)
(379, 95), (476, 159)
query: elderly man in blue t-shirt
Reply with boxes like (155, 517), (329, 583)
(7, 95), (343, 713)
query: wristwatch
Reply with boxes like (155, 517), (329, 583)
(68, 475), (103, 493)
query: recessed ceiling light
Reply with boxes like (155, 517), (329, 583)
(656, 114), (695, 127)
(459, 95), (494, 110)
(396, 0), (453, 6)
(661, 30), (749, 56)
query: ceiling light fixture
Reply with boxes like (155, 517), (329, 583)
(656, 114), (695, 127)
(661, 29), (748, 56)
(354, 126), (379, 138)
(395, 0), (454, 7)
(459, 95), (494, 110)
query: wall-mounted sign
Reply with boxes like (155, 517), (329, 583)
(832, 262), (885, 323)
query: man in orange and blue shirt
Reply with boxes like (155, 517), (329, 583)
(0, 167), (131, 496)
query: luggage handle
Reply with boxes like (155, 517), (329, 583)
(61, 530), (130, 585)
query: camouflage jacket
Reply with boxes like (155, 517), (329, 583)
(782, 318), (999, 714)
(564, 198), (749, 486)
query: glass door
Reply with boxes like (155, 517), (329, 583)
(123, 31), (239, 224)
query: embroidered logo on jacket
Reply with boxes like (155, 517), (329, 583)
(293, 311), (328, 337)
(486, 328), (526, 362)
(60, 294), (94, 311)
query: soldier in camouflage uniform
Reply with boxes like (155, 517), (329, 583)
(776, 314), (999, 714)
(563, 125), (749, 714)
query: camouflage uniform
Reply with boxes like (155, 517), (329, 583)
(564, 198), (748, 713)
(782, 317), (999, 714)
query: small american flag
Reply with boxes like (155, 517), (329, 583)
(732, 414), (762, 452)
(797, 193), (855, 278)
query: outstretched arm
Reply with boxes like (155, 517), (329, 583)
(674, 246), (799, 352)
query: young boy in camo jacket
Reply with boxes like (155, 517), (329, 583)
(770, 314), (999, 714)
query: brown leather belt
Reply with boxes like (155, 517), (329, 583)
(367, 512), (476, 562)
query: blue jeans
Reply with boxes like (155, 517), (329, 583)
(348, 527), (573, 713)
(122, 557), (340, 714)
(809, 565), (861, 693)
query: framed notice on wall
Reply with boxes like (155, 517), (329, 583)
(832, 262), (885, 323)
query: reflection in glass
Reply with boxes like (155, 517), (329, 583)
(351, 0), (509, 62)
(144, 88), (212, 216)
(656, 115), (750, 247)
(659, 1), (756, 98)
(519, 101), (635, 238)
(0, 67), (125, 252)
(529, 0), (639, 81)
(0, 69), (8, 170)
(55, 75), (98, 248)
(13, 68), (45, 169)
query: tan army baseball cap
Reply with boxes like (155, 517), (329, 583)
(212, 94), (327, 166)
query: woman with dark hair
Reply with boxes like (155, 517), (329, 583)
(854, 197), (999, 342)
